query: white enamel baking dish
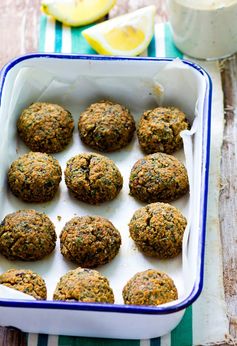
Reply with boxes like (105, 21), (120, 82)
(0, 54), (211, 339)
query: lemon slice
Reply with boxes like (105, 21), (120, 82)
(41, 0), (117, 27)
(82, 6), (156, 56)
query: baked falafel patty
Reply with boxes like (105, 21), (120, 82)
(17, 102), (74, 153)
(129, 203), (187, 258)
(8, 151), (62, 202)
(64, 153), (123, 204)
(137, 106), (189, 154)
(78, 100), (135, 152)
(0, 269), (47, 300)
(123, 269), (178, 306)
(129, 152), (189, 203)
(60, 216), (121, 268)
(53, 267), (114, 303)
(0, 209), (56, 261)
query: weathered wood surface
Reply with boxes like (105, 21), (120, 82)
(0, 0), (236, 345)
(0, 327), (27, 346)
(220, 54), (237, 340)
(0, 0), (41, 68)
(110, 0), (168, 21)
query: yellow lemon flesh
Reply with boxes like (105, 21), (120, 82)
(82, 6), (156, 56)
(41, 0), (117, 27)
(105, 27), (145, 51)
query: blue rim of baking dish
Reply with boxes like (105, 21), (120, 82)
(0, 53), (212, 315)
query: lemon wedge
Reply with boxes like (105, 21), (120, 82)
(82, 6), (156, 56)
(41, 0), (117, 27)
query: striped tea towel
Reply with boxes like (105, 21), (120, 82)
(39, 15), (183, 58)
(32, 15), (229, 346)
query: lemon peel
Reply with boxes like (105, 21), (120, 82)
(41, 0), (117, 27)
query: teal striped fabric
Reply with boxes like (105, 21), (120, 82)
(38, 15), (182, 58)
(35, 16), (193, 346)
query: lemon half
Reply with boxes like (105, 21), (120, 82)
(41, 0), (117, 27)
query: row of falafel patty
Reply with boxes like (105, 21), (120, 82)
(7, 151), (189, 204)
(0, 267), (178, 306)
(17, 101), (189, 155)
(0, 203), (186, 264)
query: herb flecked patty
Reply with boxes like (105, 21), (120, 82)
(8, 152), (62, 202)
(17, 102), (74, 153)
(64, 153), (123, 204)
(129, 152), (189, 203)
(0, 269), (47, 300)
(123, 269), (178, 306)
(0, 209), (57, 261)
(137, 106), (189, 154)
(78, 100), (135, 152)
(129, 203), (187, 258)
(60, 216), (121, 268)
(53, 267), (114, 303)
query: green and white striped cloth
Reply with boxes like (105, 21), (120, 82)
(39, 15), (183, 58)
(32, 15), (229, 346)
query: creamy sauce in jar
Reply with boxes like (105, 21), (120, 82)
(167, 0), (237, 59)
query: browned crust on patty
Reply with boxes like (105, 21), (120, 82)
(123, 269), (178, 306)
(129, 152), (189, 203)
(137, 106), (189, 154)
(8, 152), (62, 203)
(129, 202), (187, 258)
(64, 153), (123, 204)
(17, 102), (74, 153)
(53, 267), (114, 303)
(0, 209), (56, 261)
(60, 215), (121, 268)
(0, 269), (47, 300)
(78, 100), (135, 152)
